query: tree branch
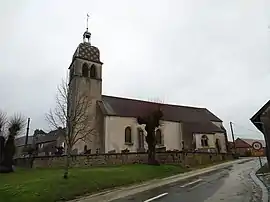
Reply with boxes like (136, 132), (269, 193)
(45, 75), (95, 153)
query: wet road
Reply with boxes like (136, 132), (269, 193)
(113, 159), (264, 202)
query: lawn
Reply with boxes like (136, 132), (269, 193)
(0, 164), (187, 202)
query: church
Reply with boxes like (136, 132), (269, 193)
(68, 27), (229, 155)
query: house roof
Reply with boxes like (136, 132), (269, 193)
(250, 100), (270, 132)
(99, 95), (222, 123)
(235, 138), (251, 148)
(14, 136), (34, 147)
(34, 128), (65, 144)
(15, 128), (65, 147)
(239, 138), (266, 148)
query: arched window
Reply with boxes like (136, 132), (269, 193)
(138, 128), (144, 149)
(125, 127), (132, 144)
(90, 64), (97, 78)
(201, 135), (209, 147)
(82, 63), (89, 77)
(215, 138), (221, 153)
(84, 145), (88, 152)
(156, 129), (162, 145)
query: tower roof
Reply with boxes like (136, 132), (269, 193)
(70, 14), (102, 66)
(72, 42), (101, 64)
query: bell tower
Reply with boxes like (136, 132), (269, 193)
(68, 16), (103, 154)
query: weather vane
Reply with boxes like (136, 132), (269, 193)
(86, 13), (90, 31)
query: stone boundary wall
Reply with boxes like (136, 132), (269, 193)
(14, 151), (233, 169)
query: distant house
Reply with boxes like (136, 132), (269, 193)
(33, 128), (65, 156)
(14, 128), (65, 157)
(234, 138), (265, 157)
(14, 136), (34, 158)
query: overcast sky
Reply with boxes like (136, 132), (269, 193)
(0, 0), (270, 140)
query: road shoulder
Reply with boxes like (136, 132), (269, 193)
(250, 169), (268, 202)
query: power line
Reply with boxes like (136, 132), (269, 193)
(230, 122), (262, 134)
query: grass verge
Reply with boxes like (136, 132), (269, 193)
(0, 164), (187, 202)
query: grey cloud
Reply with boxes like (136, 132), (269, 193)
(0, 0), (269, 139)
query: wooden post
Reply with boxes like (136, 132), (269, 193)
(24, 118), (30, 146)
(229, 122), (236, 153)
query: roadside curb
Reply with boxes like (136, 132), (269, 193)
(69, 158), (252, 202)
(250, 166), (269, 202)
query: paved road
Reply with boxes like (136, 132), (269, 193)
(113, 159), (264, 202)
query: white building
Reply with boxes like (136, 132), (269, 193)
(68, 27), (228, 154)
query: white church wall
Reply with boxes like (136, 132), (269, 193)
(162, 121), (182, 151)
(215, 133), (227, 153)
(211, 121), (227, 153)
(105, 116), (138, 153)
(104, 116), (183, 153)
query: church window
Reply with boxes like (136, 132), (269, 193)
(201, 135), (209, 147)
(84, 145), (88, 152)
(125, 127), (132, 144)
(138, 129), (144, 149)
(82, 63), (89, 77)
(90, 64), (97, 78)
(156, 129), (162, 145)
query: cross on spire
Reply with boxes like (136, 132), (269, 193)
(83, 13), (91, 43)
(86, 13), (90, 31)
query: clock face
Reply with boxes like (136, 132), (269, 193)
(252, 142), (262, 151)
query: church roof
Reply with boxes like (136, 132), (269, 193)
(99, 95), (222, 123)
(182, 122), (224, 134)
(72, 42), (101, 64)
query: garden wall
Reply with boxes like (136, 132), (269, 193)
(14, 152), (233, 169)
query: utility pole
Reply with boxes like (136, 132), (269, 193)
(229, 122), (236, 152)
(24, 118), (30, 146)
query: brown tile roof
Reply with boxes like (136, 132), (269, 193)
(234, 138), (265, 148)
(235, 138), (251, 148)
(239, 138), (265, 148)
(99, 95), (222, 123)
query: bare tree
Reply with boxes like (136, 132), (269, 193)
(0, 110), (7, 163)
(0, 114), (26, 173)
(0, 111), (7, 136)
(46, 76), (95, 179)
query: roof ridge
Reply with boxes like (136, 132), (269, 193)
(102, 94), (205, 110)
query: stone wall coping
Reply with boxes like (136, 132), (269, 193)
(14, 151), (228, 160)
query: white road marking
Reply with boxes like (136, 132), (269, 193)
(189, 181), (208, 190)
(180, 179), (203, 188)
(144, 193), (168, 202)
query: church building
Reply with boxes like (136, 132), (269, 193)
(68, 27), (228, 154)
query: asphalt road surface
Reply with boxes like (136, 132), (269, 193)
(113, 159), (264, 202)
